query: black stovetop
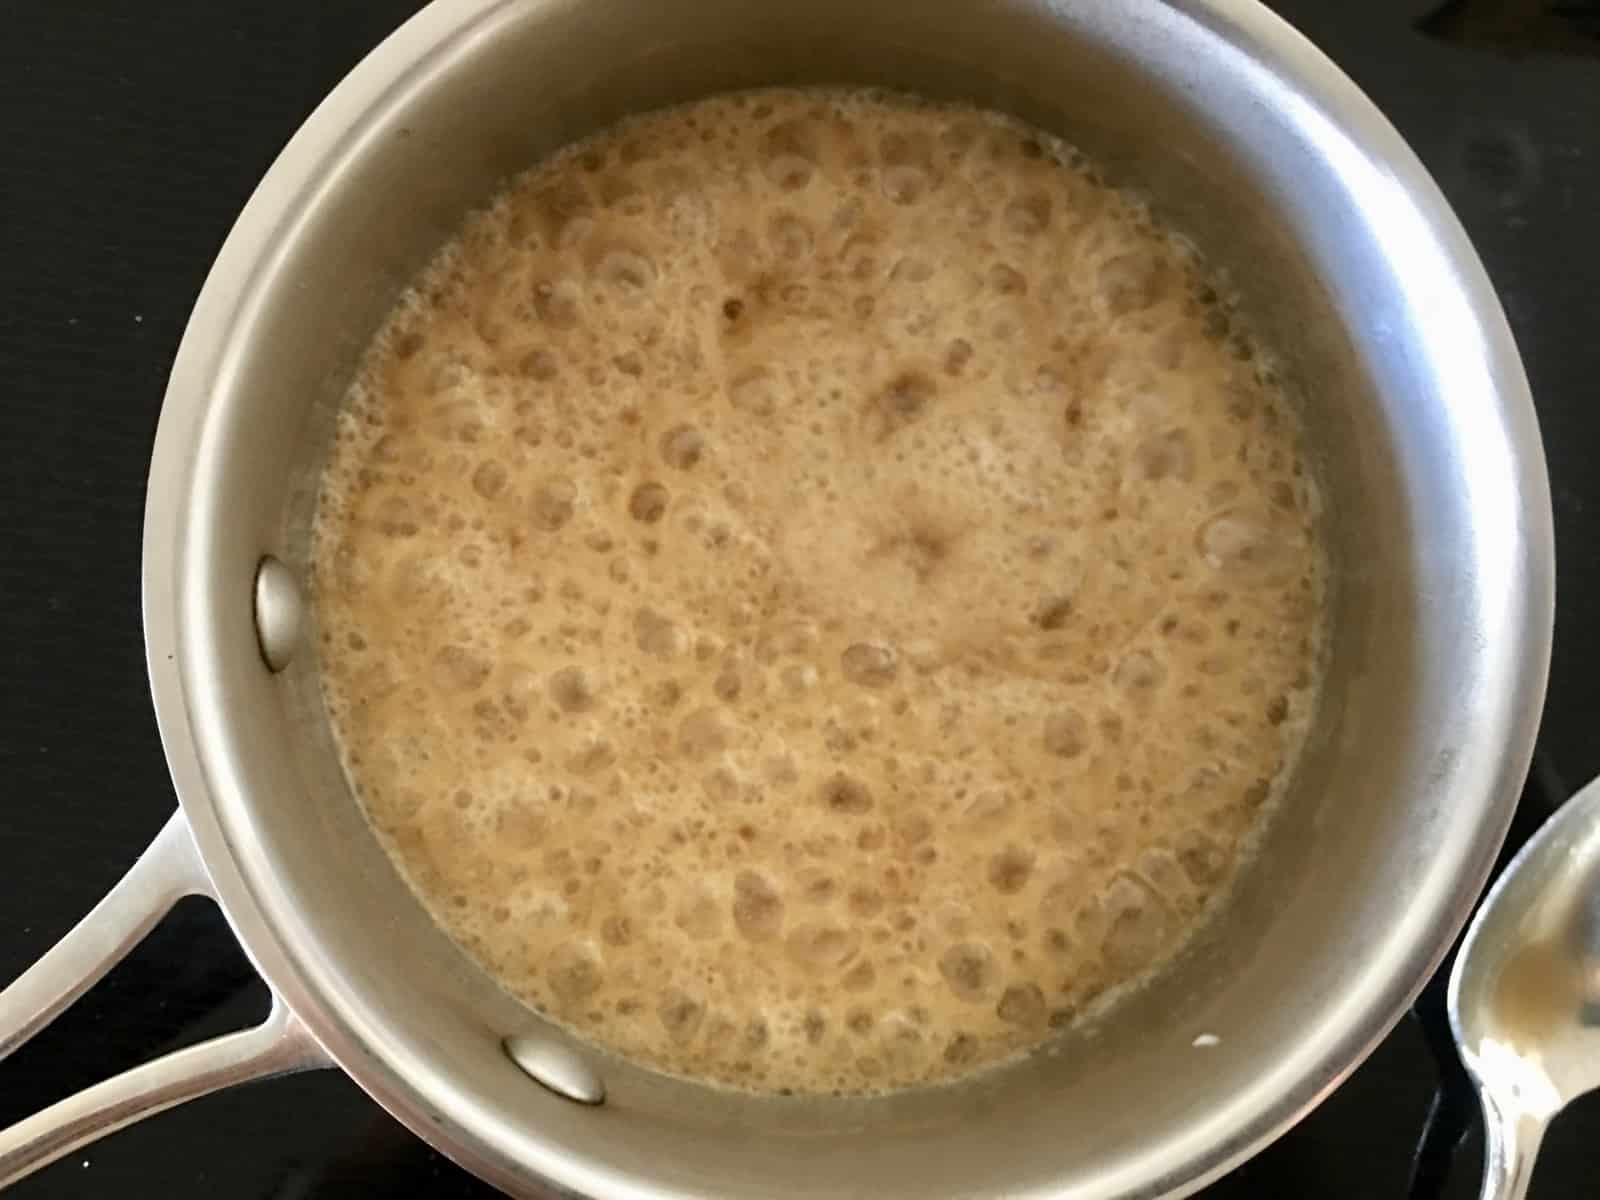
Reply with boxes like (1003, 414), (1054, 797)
(1, 2), (1596, 1196)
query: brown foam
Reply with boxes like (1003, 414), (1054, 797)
(311, 87), (1328, 1096)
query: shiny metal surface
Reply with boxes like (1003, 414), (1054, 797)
(1450, 778), (1600, 1200)
(504, 1036), (607, 1107)
(0, 813), (328, 1187)
(252, 556), (304, 673)
(0, 0), (1554, 1195)
(0, 815), (200, 1066)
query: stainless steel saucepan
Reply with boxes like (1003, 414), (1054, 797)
(0, 0), (1554, 1196)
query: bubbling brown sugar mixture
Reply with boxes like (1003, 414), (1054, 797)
(311, 88), (1327, 1095)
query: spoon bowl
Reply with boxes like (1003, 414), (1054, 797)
(1450, 777), (1600, 1199)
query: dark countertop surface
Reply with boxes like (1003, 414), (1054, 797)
(2, 1), (1596, 1195)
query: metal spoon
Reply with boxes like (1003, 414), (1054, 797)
(1449, 776), (1600, 1200)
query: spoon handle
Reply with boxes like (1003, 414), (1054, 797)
(1477, 1087), (1549, 1200)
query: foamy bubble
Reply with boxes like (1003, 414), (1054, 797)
(879, 130), (936, 202)
(768, 212), (814, 259)
(674, 886), (723, 939)
(819, 774), (873, 815)
(659, 424), (705, 470)
(840, 642), (898, 688)
(761, 119), (818, 191)
(1097, 253), (1166, 316)
(1099, 872), (1172, 972)
(1042, 710), (1089, 759)
(628, 482), (670, 523)
(996, 983), (1046, 1029)
(548, 666), (595, 713)
(532, 278), (583, 328)
(729, 367), (784, 417)
(677, 708), (728, 759)
(530, 178), (595, 247)
(987, 846), (1035, 894)
(591, 244), (657, 293)
(1115, 650), (1166, 696)
(787, 923), (861, 970)
(1003, 191), (1051, 236)
(938, 942), (997, 1002)
(634, 608), (682, 658)
(733, 870), (784, 940)
(1197, 509), (1289, 581)
(1175, 829), (1230, 888)
(432, 644), (490, 692)
(1132, 429), (1195, 482)
(471, 460), (508, 499)
(988, 263), (1028, 295)
(659, 989), (705, 1041)
(867, 370), (936, 441)
(548, 941), (603, 1006)
(530, 478), (576, 530)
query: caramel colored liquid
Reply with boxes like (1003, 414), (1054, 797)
(311, 89), (1327, 1095)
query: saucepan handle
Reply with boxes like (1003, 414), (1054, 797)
(0, 809), (328, 1189)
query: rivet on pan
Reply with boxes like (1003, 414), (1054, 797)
(504, 1035), (606, 1106)
(253, 556), (304, 673)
